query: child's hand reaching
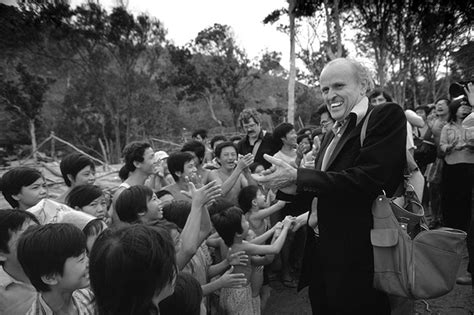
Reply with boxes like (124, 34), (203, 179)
(226, 250), (249, 266)
(218, 266), (247, 288)
(187, 180), (222, 208)
(282, 215), (295, 229)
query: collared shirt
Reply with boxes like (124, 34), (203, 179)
(27, 288), (96, 315)
(321, 97), (369, 171)
(0, 266), (37, 315)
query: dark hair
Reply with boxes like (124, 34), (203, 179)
(162, 200), (191, 230)
(369, 89), (393, 103)
(0, 167), (43, 208)
(211, 206), (244, 247)
(210, 135), (228, 151)
(181, 140), (205, 164)
(191, 129), (207, 140)
(415, 105), (430, 117)
(207, 197), (235, 217)
(248, 162), (263, 174)
(447, 99), (466, 123)
(238, 108), (262, 127)
(90, 224), (176, 315)
(17, 223), (86, 292)
(230, 135), (242, 142)
(122, 141), (152, 173)
(59, 153), (95, 187)
(115, 185), (154, 223)
(297, 134), (312, 145)
(83, 218), (106, 239)
(118, 165), (130, 182)
(434, 98), (451, 113)
(273, 122), (294, 149)
(156, 189), (173, 199)
(0, 209), (39, 259)
(296, 127), (312, 136)
(66, 184), (103, 209)
(167, 152), (195, 182)
(238, 185), (259, 214)
(159, 272), (203, 315)
(214, 141), (237, 159)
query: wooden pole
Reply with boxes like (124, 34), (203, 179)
(19, 135), (53, 165)
(50, 131), (55, 160)
(51, 135), (105, 166)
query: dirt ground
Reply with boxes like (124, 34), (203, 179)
(263, 244), (474, 315)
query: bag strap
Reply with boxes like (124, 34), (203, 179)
(360, 108), (374, 146)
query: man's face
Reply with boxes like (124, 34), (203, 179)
(138, 147), (155, 175)
(370, 94), (387, 106)
(320, 60), (366, 122)
(320, 112), (334, 133)
(242, 118), (261, 139)
(217, 146), (238, 170)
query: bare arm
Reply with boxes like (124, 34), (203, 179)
(176, 181), (221, 270)
(249, 200), (286, 221)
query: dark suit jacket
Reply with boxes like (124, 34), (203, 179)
(296, 102), (407, 313)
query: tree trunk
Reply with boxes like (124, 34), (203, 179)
(29, 119), (37, 162)
(287, 0), (296, 125)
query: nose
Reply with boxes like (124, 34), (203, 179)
(326, 88), (336, 101)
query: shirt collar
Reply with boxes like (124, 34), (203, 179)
(351, 96), (369, 126)
(0, 266), (30, 288)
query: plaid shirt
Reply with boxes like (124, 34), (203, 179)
(27, 288), (96, 315)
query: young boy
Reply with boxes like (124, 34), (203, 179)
(163, 151), (199, 201)
(57, 153), (96, 203)
(211, 206), (293, 315)
(17, 223), (95, 315)
(0, 210), (39, 314)
(238, 185), (287, 309)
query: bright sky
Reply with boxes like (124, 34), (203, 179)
(69, 0), (292, 63)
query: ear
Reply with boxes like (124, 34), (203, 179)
(251, 198), (258, 207)
(133, 160), (141, 170)
(74, 206), (81, 211)
(11, 193), (21, 201)
(0, 251), (7, 262)
(67, 174), (75, 185)
(175, 171), (183, 178)
(41, 273), (59, 286)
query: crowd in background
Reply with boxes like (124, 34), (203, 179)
(0, 73), (473, 315)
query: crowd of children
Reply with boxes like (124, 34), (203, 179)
(0, 133), (302, 315)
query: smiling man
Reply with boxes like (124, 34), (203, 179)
(236, 108), (278, 169)
(253, 58), (407, 314)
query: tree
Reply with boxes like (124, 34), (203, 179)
(0, 63), (52, 160)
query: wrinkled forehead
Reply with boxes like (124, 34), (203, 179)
(320, 60), (356, 86)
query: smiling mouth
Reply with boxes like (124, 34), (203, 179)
(330, 101), (343, 109)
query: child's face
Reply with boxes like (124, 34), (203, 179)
(145, 193), (163, 221)
(0, 220), (37, 266)
(182, 160), (197, 179)
(58, 251), (89, 290)
(73, 166), (95, 186)
(218, 146), (238, 171)
(255, 189), (267, 208)
(14, 177), (48, 210)
(81, 195), (107, 219)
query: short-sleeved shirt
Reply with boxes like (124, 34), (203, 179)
(27, 288), (96, 315)
(0, 266), (36, 315)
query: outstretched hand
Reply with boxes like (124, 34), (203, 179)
(184, 180), (221, 207)
(251, 154), (297, 191)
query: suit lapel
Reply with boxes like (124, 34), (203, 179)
(315, 132), (334, 171)
(324, 116), (360, 170)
